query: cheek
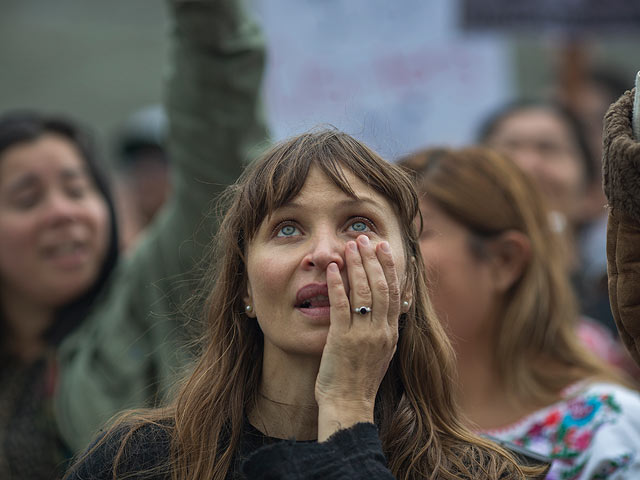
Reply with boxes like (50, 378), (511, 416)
(420, 241), (484, 322)
(84, 196), (111, 258)
(546, 159), (583, 191)
(246, 254), (289, 309)
(0, 215), (37, 254)
(0, 216), (39, 281)
(563, 162), (586, 194)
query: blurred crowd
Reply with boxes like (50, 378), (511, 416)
(2, 1), (640, 479)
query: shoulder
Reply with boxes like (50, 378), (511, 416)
(565, 383), (640, 479)
(553, 382), (640, 478)
(65, 421), (172, 480)
(566, 381), (640, 417)
(485, 382), (640, 478)
(539, 381), (640, 443)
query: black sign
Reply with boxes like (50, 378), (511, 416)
(461, 0), (640, 33)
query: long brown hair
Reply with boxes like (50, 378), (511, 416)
(70, 131), (545, 480)
(399, 147), (623, 408)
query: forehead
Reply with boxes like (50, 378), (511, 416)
(498, 108), (573, 140)
(0, 134), (87, 183)
(279, 165), (394, 213)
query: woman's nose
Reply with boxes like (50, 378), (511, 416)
(302, 230), (345, 271)
(45, 191), (79, 226)
(511, 146), (544, 178)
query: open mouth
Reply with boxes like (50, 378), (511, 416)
(43, 241), (86, 258)
(295, 284), (331, 312)
(297, 295), (330, 309)
(41, 240), (91, 270)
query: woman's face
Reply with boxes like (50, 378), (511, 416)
(0, 134), (110, 308)
(418, 199), (498, 348)
(485, 108), (586, 224)
(244, 165), (407, 359)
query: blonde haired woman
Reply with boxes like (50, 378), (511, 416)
(400, 147), (640, 479)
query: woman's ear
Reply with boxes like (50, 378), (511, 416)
(243, 282), (257, 318)
(486, 231), (531, 293)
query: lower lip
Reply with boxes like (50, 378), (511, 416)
(296, 306), (331, 322)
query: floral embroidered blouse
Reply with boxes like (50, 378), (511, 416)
(481, 382), (640, 479)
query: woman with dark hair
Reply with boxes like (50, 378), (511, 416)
(0, 0), (267, 477)
(400, 147), (640, 479)
(65, 130), (547, 480)
(0, 111), (118, 477)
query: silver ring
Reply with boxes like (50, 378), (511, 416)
(353, 306), (372, 315)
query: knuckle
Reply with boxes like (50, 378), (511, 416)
(327, 272), (343, 288)
(364, 247), (378, 261)
(382, 254), (396, 268)
(350, 250), (364, 265)
(388, 284), (400, 301)
(374, 279), (389, 295)
(355, 284), (372, 299)
(335, 298), (351, 311)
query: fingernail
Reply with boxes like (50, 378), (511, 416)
(358, 235), (370, 246)
(347, 241), (357, 252)
(328, 263), (338, 272)
(380, 241), (390, 253)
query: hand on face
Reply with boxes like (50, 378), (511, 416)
(315, 234), (401, 441)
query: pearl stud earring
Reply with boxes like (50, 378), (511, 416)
(402, 300), (410, 311)
(245, 305), (253, 314)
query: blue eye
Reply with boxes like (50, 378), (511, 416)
(277, 224), (300, 237)
(349, 220), (371, 233)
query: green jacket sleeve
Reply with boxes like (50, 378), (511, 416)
(55, 0), (268, 452)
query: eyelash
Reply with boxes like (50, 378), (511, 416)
(271, 216), (377, 238)
(348, 216), (375, 233)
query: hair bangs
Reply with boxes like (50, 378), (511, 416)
(238, 129), (419, 244)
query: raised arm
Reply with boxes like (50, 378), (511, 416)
(55, 0), (268, 452)
(602, 88), (640, 367)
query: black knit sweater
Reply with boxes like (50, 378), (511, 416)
(65, 421), (394, 480)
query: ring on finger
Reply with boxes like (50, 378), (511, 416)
(353, 306), (372, 315)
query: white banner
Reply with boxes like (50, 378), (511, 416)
(252, 0), (513, 160)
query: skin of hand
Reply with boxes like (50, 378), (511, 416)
(315, 235), (400, 441)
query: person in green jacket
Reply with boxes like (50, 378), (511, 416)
(0, 0), (267, 476)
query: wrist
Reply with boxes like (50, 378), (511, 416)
(317, 400), (374, 442)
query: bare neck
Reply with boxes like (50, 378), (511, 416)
(454, 337), (535, 431)
(1, 287), (54, 363)
(248, 347), (321, 441)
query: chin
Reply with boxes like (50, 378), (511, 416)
(298, 331), (330, 356)
(43, 277), (96, 307)
(276, 331), (329, 358)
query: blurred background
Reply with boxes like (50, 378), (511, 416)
(2, 0), (640, 162)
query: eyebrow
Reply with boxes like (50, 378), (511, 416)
(60, 167), (91, 183)
(283, 196), (387, 212)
